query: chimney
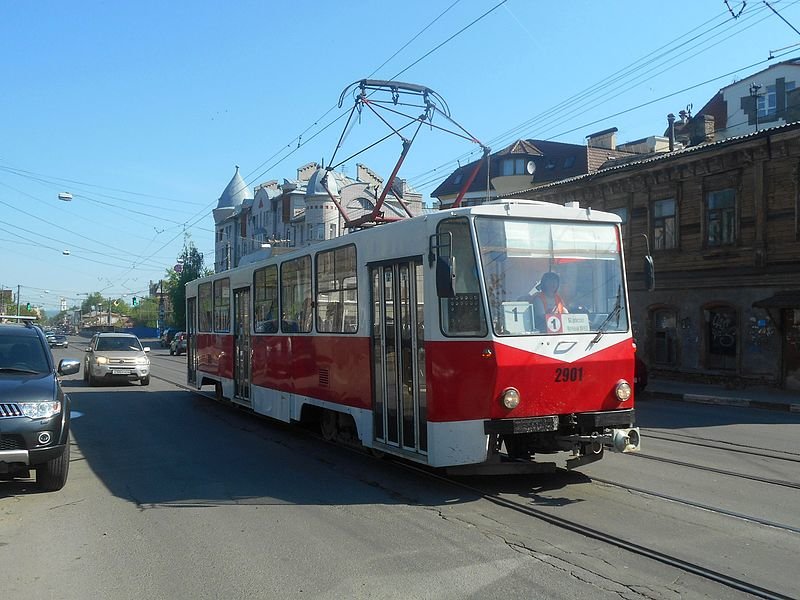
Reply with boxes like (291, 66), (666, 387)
(667, 113), (676, 152)
(586, 127), (618, 150)
(689, 114), (715, 145)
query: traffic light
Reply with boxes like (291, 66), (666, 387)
(26, 302), (31, 310)
(132, 297), (138, 306)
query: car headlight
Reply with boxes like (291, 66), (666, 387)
(135, 356), (149, 365)
(95, 356), (108, 365)
(19, 401), (62, 419)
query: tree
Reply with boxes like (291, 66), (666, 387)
(81, 293), (107, 315)
(80, 293), (130, 326)
(128, 296), (159, 328)
(166, 240), (208, 330)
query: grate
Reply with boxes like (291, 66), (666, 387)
(0, 434), (25, 450)
(0, 403), (23, 418)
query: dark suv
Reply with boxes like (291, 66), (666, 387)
(0, 321), (80, 491)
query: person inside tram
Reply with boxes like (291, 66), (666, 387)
(527, 271), (568, 329)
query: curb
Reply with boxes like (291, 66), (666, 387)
(644, 390), (800, 413)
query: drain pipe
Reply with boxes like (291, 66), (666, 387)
(667, 113), (676, 151)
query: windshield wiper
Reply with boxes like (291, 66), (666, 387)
(591, 286), (622, 344)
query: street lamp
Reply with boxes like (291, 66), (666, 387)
(58, 192), (73, 201)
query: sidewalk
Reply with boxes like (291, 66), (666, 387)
(643, 378), (800, 413)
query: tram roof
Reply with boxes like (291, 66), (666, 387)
(190, 200), (621, 286)
(443, 199), (622, 223)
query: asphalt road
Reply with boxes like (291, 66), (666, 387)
(1, 336), (798, 599)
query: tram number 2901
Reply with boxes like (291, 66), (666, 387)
(555, 367), (583, 382)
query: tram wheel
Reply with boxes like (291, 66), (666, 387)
(320, 410), (338, 441)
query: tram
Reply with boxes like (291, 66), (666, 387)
(185, 199), (641, 474)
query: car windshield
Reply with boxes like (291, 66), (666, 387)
(0, 335), (49, 373)
(475, 217), (629, 336)
(96, 336), (143, 352)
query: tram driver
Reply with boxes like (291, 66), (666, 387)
(521, 271), (568, 330)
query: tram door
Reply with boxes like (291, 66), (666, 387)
(370, 261), (427, 454)
(233, 288), (251, 405)
(187, 297), (197, 386)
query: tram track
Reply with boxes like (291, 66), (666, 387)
(152, 368), (795, 599)
(588, 474), (800, 534)
(629, 451), (800, 490)
(393, 461), (795, 600)
(641, 428), (800, 462)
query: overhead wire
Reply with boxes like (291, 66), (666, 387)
(410, 46), (800, 193)
(405, 1), (780, 189)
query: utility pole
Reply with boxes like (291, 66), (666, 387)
(750, 83), (762, 131)
(16, 284), (21, 317)
(158, 279), (165, 335)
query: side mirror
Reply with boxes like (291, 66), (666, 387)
(143, 347), (151, 353)
(436, 256), (456, 298)
(58, 358), (81, 376)
(643, 255), (655, 291)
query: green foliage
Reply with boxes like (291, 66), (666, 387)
(128, 296), (159, 328)
(166, 240), (208, 330)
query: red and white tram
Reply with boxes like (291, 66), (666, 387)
(185, 199), (641, 474)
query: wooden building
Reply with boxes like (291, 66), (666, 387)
(509, 122), (800, 390)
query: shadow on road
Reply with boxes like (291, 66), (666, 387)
(65, 389), (486, 510)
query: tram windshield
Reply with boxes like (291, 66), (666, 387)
(475, 217), (628, 336)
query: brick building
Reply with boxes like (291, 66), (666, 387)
(508, 122), (800, 390)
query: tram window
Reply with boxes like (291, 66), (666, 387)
(316, 245), (358, 333)
(213, 278), (231, 332)
(436, 218), (488, 337)
(198, 282), (212, 332)
(254, 265), (278, 333)
(281, 255), (312, 333)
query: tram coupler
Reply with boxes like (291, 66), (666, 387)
(559, 428), (641, 454)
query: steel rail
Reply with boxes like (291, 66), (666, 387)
(630, 452), (800, 489)
(150, 364), (793, 600)
(641, 428), (800, 461)
(394, 461), (795, 600)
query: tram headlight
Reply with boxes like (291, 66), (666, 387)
(501, 387), (520, 409)
(615, 380), (632, 402)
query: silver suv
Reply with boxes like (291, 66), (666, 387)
(84, 333), (151, 386)
(0, 321), (80, 491)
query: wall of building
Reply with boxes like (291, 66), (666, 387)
(519, 124), (800, 388)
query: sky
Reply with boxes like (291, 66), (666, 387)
(2, 0), (800, 313)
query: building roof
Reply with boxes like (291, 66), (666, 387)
(431, 138), (635, 199)
(216, 166), (252, 210)
(717, 57), (800, 92)
(504, 120), (800, 197)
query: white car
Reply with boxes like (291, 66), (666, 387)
(84, 333), (150, 386)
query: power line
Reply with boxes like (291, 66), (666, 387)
(232, 1), (506, 205)
(406, 1), (789, 190)
(411, 49), (797, 193)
